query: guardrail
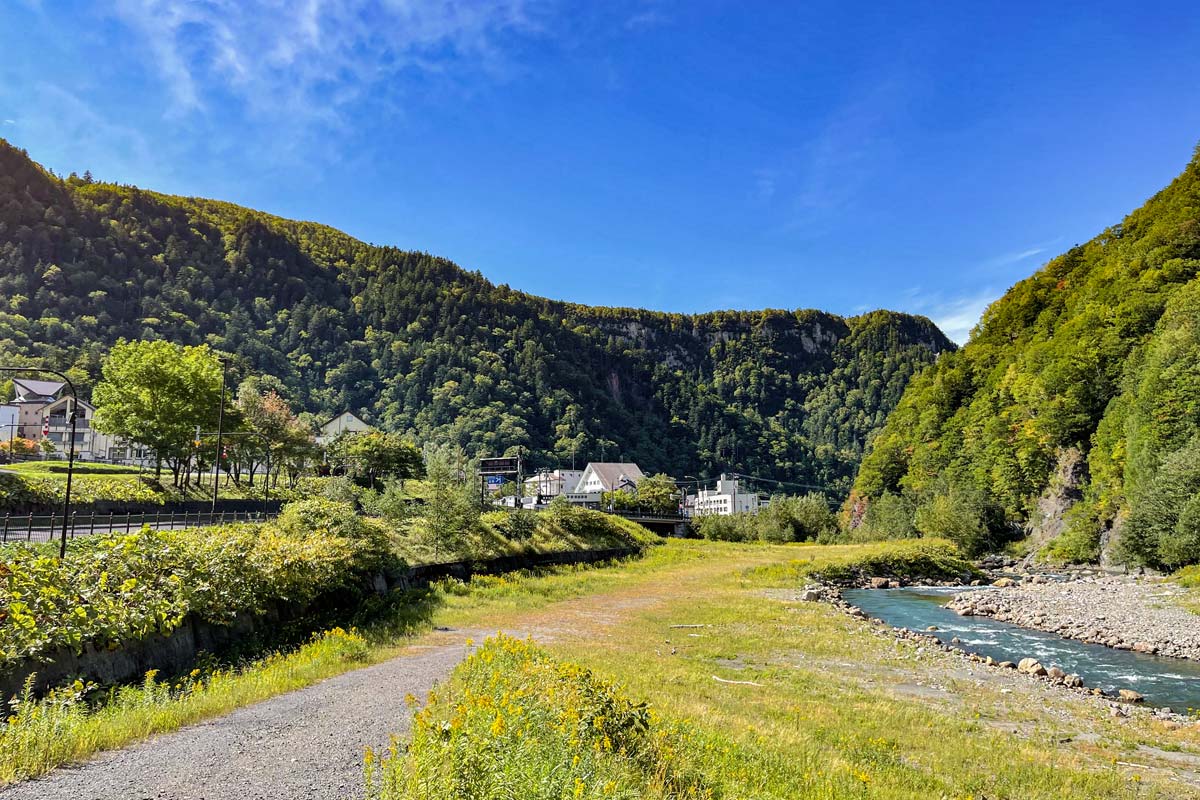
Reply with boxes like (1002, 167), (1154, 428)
(0, 510), (276, 544)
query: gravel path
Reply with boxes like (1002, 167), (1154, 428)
(947, 576), (1200, 659)
(0, 632), (484, 800)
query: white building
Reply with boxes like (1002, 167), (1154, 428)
(572, 462), (645, 494)
(317, 411), (373, 446)
(523, 469), (584, 499)
(694, 475), (760, 517)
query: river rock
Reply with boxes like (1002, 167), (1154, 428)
(1063, 674), (1084, 688)
(1132, 641), (1157, 654)
(799, 589), (822, 602)
(868, 577), (890, 589)
(998, 661), (1015, 669)
(992, 577), (1017, 588)
(1118, 689), (1145, 703)
(1046, 666), (1066, 680)
(1017, 658), (1047, 676)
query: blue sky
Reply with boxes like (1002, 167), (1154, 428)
(3, 1), (1200, 342)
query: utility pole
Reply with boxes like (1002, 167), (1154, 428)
(211, 357), (229, 512)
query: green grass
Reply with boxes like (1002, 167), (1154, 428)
(0, 461), (310, 509)
(387, 540), (1194, 799)
(4, 539), (1196, 796)
(1, 461), (145, 476)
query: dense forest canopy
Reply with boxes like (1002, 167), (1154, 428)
(0, 139), (952, 496)
(852, 145), (1200, 566)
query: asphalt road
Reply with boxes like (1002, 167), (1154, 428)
(0, 634), (481, 800)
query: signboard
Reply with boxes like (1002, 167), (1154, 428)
(485, 475), (505, 493)
(479, 456), (520, 475)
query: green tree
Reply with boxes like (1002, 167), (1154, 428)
(422, 445), (480, 559)
(634, 473), (679, 515)
(91, 340), (225, 483)
(326, 431), (423, 489)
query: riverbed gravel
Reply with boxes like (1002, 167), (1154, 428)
(0, 634), (482, 800)
(947, 576), (1200, 660)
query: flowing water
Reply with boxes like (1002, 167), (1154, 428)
(843, 586), (1200, 713)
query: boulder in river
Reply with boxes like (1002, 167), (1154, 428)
(1118, 689), (1145, 704)
(1017, 658), (1047, 676)
(868, 577), (890, 589)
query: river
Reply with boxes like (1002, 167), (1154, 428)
(843, 586), (1200, 713)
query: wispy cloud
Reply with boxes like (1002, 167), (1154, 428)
(755, 75), (910, 233)
(16, 84), (158, 182)
(906, 288), (1001, 345)
(109, 0), (549, 128)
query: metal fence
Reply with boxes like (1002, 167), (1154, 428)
(0, 510), (277, 544)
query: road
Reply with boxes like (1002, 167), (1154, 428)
(0, 632), (484, 800)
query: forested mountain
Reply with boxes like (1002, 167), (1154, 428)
(852, 145), (1200, 566)
(0, 139), (951, 495)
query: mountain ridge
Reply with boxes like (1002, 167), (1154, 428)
(851, 144), (1200, 565)
(0, 138), (953, 494)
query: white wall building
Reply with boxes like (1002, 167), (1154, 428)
(317, 411), (373, 446)
(694, 475), (760, 517)
(523, 469), (584, 499)
(572, 462), (645, 494)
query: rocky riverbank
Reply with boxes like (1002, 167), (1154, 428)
(810, 583), (1192, 723)
(947, 575), (1200, 661)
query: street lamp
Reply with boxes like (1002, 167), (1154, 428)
(0, 367), (78, 558)
(211, 358), (229, 512)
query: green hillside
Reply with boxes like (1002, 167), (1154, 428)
(852, 145), (1200, 566)
(0, 140), (951, 495)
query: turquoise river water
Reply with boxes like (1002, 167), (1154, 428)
(843, 586), (1200, 713)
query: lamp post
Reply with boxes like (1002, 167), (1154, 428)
(211, 358), (229, 512)
(0, 367), (78, 558)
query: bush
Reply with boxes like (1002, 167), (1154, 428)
(854, 491), (918, 541)
(0, 499), (392, 667)
(914, 485), (1003, 557)
(758, 493), (838, 542)
(695, 513), (757, 542)
(784, 538), (982, 585)
(498, 508), (538, 541)
(365, 634), (709, 799)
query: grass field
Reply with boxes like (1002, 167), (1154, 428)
(5, 538), (1200, 796)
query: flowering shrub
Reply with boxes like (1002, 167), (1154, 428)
(0, 501), (392, 666)
(365, 634), (712, 799)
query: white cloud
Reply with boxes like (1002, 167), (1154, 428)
(16, 84), (158, 182)
(109, 0), (549, 126)
(2, 119), (15, 125)
(910, 289), (1000, 345)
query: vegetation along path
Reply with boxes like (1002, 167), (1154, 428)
(6, 540), (1200, 799)
(0, 637), (482, 800)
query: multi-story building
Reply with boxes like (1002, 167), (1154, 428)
(693, 475), (760, 517)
